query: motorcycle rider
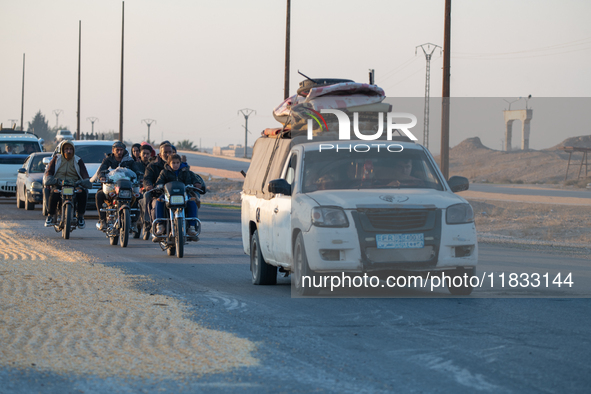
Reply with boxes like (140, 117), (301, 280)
(43, 141), (92, 228)
(142, 142), (174, 231)
(136, 144), (153, 175)
(131, 143), (141, 162)
(153, 153), (205, 236)
(93, 141), (140, 229)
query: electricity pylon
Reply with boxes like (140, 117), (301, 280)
(416, 43), (441, 149)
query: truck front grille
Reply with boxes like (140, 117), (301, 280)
(362, 209), (429, 231)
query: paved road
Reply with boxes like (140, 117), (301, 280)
(183, 151), (250, 173)
(2, 198), (591, 393)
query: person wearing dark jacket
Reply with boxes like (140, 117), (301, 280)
(153, 154), (205, 237)
(143, 142), (173, 189)
(142, 142), (174, 232)
(93, 141), (140, 229)
(136, 144), (153, 175)
(43, 140), (92, 228)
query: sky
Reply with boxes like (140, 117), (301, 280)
(1, 0), (590, 152)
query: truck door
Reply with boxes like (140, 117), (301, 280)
(271, 152), (297, 264)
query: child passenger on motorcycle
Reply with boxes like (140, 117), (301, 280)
(153, 154), (206, 237)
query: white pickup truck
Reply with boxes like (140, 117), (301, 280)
(241, 136), (478, 295)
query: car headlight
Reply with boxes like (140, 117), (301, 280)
(446, 203), (474, 224)
(311, 206), (349, 227)
(31, 181), (43, 190)
(169, 195), (185, 205)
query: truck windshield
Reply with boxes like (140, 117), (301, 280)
(302, 147), (443, 192)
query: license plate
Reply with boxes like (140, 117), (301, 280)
(376, 233), (424, 249)
(62, 187), (74, 195)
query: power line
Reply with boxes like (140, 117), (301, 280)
(87, 117), (99, 134)
(416, 43), (442, 149)
(142, 119), (156, 142)
(238, 109), (255, 158)
(53, 109), (63, 127)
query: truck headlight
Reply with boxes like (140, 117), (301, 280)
(446, 203), (474, 224)
(31, 181), (43, 190)
(311, 207), (349, 227)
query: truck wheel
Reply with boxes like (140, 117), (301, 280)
(251, 230), (277, 285)
(447, 268), (474, 296)
(293, 232), (319, 296)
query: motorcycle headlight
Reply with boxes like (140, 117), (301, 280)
(311, 206), (349, 227)
(169, 195), (185, 205)
(446, 203), (474, 224)
(31, 181), (43, 190)
(118, 189), (132, 199)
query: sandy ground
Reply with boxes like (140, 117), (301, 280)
(0, 221), (257, 379)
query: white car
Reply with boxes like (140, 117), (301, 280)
(0, 131), (44, 196)
(241, 138), (478, 295)
(55, 130), (74, 142)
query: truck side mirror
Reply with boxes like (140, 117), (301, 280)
(18, 168), (26, 174)
(448, 176), (469, 193)
(268, 179), (292, 196)
(42, 157), (52, 165)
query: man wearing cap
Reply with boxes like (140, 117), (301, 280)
(43, 141), (92, 228)
(93, 141), (139, 229)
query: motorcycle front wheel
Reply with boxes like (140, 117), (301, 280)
(62, 203), (72, 240)
(120, 207), (130, 247)
(174, 216), (184, 258)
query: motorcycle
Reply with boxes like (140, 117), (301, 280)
(50, 179), (85, 240)
(151, 182), (202, 258)
(97, 167), (141, 247)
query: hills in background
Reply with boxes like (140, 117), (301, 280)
(437, 135), (591, 184)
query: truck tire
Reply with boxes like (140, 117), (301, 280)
(293, 232), (319, 296)
(251, 229), (277, 285)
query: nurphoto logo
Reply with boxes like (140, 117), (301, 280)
(306, 109), (419, 142)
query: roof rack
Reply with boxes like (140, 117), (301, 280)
(0, 129), (41, 139)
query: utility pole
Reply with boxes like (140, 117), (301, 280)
(119, 1), (125, 142)
(142, 119), (156, 142)
(87, 117), (98, 134)
(53, 109), (63, 128)
(440, 0), (452, 179)
(20, 54), (25, 131)
(284, 0), (291, 100)
(76, 20), (82, 140)
(369, 69), (375, 85)
(416, 43), (441, 150)
(238, 109), (255, 158)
